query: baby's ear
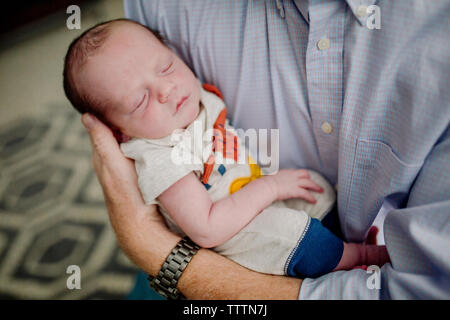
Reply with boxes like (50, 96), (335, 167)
(111, 127), (131, 143)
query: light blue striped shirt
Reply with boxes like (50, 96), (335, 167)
(124, 0), (450, 299)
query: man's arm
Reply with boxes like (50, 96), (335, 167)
(81, 113), (302, 299)
(180, 249), (302, 299)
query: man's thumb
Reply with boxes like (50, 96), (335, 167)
(81, 113), (119, 160)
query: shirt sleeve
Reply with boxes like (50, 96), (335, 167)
(300, 128), (450, 300)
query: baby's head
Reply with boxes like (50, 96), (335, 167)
(63, 19), (201, 141)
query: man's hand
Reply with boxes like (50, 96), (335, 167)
(265, 169), (324, 203)
(81, 113), (181, 275)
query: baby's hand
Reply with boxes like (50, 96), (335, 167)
(266, 169), (324, 203)
(335, 243), (391, 271)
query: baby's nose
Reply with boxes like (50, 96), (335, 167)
(158, 92), (168, 104)
(158, 83), (176, 103)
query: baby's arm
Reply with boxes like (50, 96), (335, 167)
(158, 169), (322, 248)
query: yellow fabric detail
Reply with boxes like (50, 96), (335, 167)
(229, 156), (263, 194)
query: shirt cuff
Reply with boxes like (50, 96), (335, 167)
(298, 269), (382, 299)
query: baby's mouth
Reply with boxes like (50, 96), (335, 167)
(175, 95), (189, 114)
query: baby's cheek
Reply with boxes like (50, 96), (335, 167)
(188, 102), (200, 122)
(142, 109), (161, 135)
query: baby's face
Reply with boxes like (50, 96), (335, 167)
(77, 22), (201, 139)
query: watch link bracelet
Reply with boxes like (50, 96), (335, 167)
(147, 236), (200, 300)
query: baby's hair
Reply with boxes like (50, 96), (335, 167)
(63, 18), (166, 126)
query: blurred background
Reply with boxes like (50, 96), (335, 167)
(0, 0), (160, 299)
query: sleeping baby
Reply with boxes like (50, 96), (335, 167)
(63, 19), (390, 278)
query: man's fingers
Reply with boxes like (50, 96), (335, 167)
(80, 114), (171, 258)
(81, 113), (138, 200)
(82, 113), (122, 160)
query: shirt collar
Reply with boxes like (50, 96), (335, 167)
(279, 0), (379, 26)
(293, 0), (309, 23)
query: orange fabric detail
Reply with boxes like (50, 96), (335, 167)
(200, 84), (238, 185)
(212, 109), (238, 162)
(214, 109), (227, 128)
(201, 155), (215, 184)
(202, 83), (223, 100)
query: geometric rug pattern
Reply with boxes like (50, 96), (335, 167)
(0, 103), (140, 299)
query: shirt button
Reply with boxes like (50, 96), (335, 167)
(317, 38), (330, 51)
(321, 122), (333, 134)
(356, 5), (368, 17)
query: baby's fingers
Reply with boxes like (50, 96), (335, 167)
(298, 178), (324, 193)
(295, 169), (310, 179)
(296, 188), (317, 203)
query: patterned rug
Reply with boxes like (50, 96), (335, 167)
(0, 103), (141, 299)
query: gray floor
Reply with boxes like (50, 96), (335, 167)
(0, 0), (141, 299)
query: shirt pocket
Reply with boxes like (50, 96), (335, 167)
(343, 139), (423, 240)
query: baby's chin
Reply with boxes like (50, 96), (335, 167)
(181, 112), (198, 130)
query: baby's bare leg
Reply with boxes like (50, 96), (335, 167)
(334, 243), (391, 271)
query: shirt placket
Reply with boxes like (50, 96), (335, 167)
(306, 0), (346, 185)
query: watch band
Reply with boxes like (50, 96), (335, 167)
(147, 236), (200, 300)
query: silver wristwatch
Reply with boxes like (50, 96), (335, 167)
(147, 237), (200, 300)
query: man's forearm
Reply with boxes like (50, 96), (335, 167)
(178, 248), (302, 299)
(135, 212), (302, 300)
(203, 176), (277, 247)
(108, 204), (182, 276)
(135, 216), (302, 299)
